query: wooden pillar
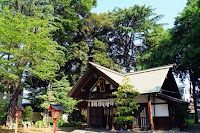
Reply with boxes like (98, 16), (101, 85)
(111, 107), (115, 130)
(105, 107), (109, 130)
(148, 95), (154, 130)
(87, 102), (90, 128)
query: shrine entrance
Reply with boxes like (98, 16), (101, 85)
(87, 99), (115, 129)
(89, 107), (103, 128)
(134, 104), (149, 129)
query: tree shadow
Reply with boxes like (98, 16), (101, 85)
(57, 125), (86, 132)
(0, 129), (14, 133)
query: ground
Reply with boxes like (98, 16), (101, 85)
(181, 124), (200, 133)
(0, 127), (78, 133)
(0, 124), (200, 133)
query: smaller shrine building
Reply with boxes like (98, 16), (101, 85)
(68, 62), (187, 130)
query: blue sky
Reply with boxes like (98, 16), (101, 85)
(91, 0), (187, 29)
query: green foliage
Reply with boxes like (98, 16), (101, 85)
(175, 105), (189, 128)
(35, 120), (44, 128)
(0, 8), (65, 82)
(0, 7), (65, 124)
(80, 13), (114, 39)
(0, 0), (55, 19)
(109, 5), (163, 72)
(113, 78), (140, 125)
(82, 13), (119, 72)
(0, 100), (7, 124)
(136, 27), (172, 70)
(38, 88), (55, 110)
(65, 12), (118, 85)
(53, 0), (93, 44)
(27, 76), (77, 117)
(0, 0), (97, 86)
(137, 0), (200, 124)
(172, 0), (200, 75)
(51, 76), (78, 114)
(66, 41), (89, 85)
(92, 38), (120, 71)
(68, 109), (85, 124)
(171, 0), (200, 123)
(56, 118), (82, 127)
(27, 77), (77, 114)
(22, 106), (33, 122)
(186, 118), (194, 124)
(56, 118), (65, 127)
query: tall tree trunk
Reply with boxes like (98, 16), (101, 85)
(43, 109), (50, 128)
(6, 84), (20, 128)
(190, 72), (198, 123)
(192, 80), (198, 123)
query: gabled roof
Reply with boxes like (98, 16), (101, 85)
(49, 105), (63, 111)
(68, 62), (175, 98)
(90, 62), (173, 94)
(126, 65), (173, 94)
(89, 62), (124, 85)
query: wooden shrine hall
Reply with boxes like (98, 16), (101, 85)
(68, 62), (187, 130)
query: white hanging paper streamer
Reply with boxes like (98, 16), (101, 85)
(87, 99), (115, 107)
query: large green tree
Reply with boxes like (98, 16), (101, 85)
(80, 13), (119, 71)
(0, 0), (54, 18)
(52, 0), (98, 85)
(0, 0), (97, 86)
(0, 0), (97, 107)
(136, 27), (172, 70)
(171, 0), (200, 123)
(136, 0), (200, 123)
(65, 13), (120, 85)
(0, 8), (65, 125)
(108, 5), (163, 72)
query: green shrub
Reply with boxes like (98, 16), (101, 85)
(22, 106), (33, 122)
(0, 100), (7, 125)
(45, 117), (53, 127)
(35, 120), (44, 128)
(56, 118), (65, 127)
(55, 118), (82, 127)
(186, 118), (194, 124)
(68, 109), (85, 123)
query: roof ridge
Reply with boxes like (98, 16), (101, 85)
(89, 62), (124, 76)
(126, 64), (174, 76)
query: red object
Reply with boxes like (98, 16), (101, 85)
(49, 105), (63, 133)
(13, 107), (23, 133)
(48, 105), (63, 119)
(51, 109), (61, 119)
(53, 118), (57, 133)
